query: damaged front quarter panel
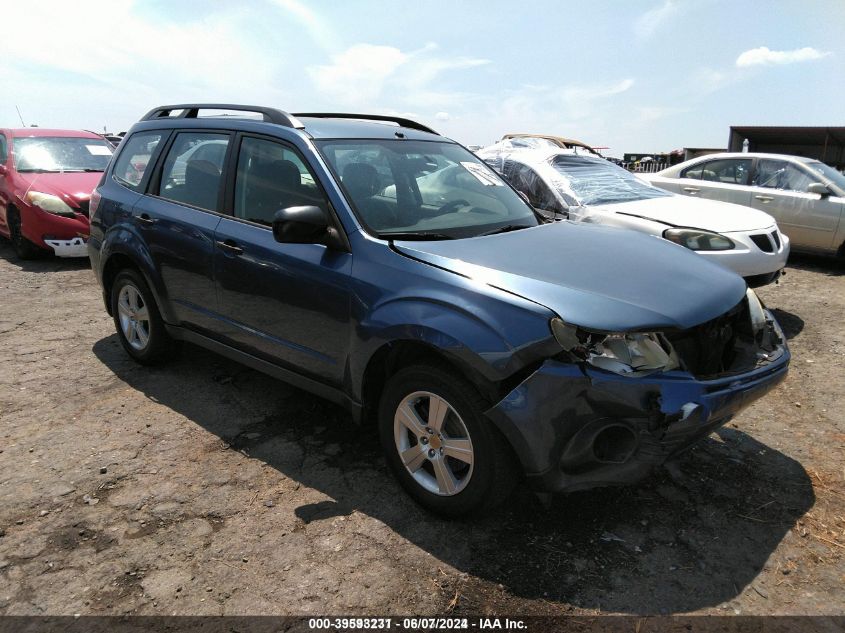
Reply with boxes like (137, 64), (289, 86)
(485, 309), (790, 493)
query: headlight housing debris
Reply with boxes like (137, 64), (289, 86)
(663, 227), (734, 251)
(551, 318), (680, 377)
(24, 191), (77, 217)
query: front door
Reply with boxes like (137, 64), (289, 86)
(750, 158), (839, 251)
(212, 135), (352, 385)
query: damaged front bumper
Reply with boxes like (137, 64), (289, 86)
(486, 316), (789, 493)
(44, 237), (88, 257)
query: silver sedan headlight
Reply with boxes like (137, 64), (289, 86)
(551, 318), (680, 376)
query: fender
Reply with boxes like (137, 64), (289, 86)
(347, 293), (559, 403)
(98, 222), (176, 324)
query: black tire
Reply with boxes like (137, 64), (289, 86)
(378, 363), (519, 518)
(8, 209), (44, 260)
(110, 269), (176, 365)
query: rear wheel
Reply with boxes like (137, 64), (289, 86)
(7, 209), (44, 260)
(110, 269), (175, 364)
(378, 363), (519, 517)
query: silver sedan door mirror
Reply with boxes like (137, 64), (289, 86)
(808, 182), (831, 197)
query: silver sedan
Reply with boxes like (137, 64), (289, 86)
(646, 152), (845, 256)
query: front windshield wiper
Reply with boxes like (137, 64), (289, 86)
(478, 224), (534, 237)
(379, 231), (455, 241)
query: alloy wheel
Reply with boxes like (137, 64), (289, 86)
(117, 283), (151, 351)
(393, 390), (475, 496)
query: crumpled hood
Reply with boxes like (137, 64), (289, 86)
(16, 171), (101, 208)
(394, 222), (747, 332)
(592, 195), (776, 233)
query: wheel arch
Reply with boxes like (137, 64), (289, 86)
(100, 239), (174, 322)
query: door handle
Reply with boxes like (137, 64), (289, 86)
(755, 195), (774, 202)
(216, 239), (244, 255)
(682, 186), (700, 193)
(136, 213), (156, 224)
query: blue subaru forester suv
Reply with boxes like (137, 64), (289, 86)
(88, 104), (789, 517)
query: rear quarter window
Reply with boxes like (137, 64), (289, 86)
(112, 132), (164, 190)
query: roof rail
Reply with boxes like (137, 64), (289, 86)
(141, 104), (304, 128)
(293, 113), (439, 135)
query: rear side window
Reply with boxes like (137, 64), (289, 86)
(697, 158), (751, 185)
(158, 132), (230, 211)
(0, 134), (7, 163)
(681, 163), (703, 179)
(113, 132), (163, 190)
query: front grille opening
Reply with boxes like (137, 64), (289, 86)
(750, 233), (773, 252)
(664, 298), (758, 378)
(771, 230), (781, 249)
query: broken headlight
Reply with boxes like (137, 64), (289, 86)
(663, 228), (734, 251)
(551, 318), (680, 376)
(745, 287), (767, 336)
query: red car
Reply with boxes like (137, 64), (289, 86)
(0, 128), (113, 259)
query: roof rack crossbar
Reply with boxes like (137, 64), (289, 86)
(141, 104), (304, 128)
(293, 113), (439, 135)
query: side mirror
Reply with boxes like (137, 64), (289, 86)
(272, 205), (345, 250)
(272, 205), (329, 244)
(808, 182), (831, 197)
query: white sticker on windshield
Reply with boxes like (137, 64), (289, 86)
(461, 161), (504, 186)
(86, 145), (113, 156)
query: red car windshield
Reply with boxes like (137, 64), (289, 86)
(13, 136), (113, 173)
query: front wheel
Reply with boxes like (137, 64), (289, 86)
(110, 269), (176, 364)
(8, 210), (44, 260)
(378, 363), (519, 517)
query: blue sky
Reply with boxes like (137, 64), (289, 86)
(2, 0), (843, 155)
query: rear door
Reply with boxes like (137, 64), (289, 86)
(212, 134), (352, 385)
(676, 157), (753, 206)
(749, 158), (838, 251)
(132, 130), (232, 333)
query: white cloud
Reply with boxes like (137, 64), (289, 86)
(307, 43), (490, 110)
(562, 79), (635, 103)
(735, 46), (832, 67)
(634, 0), (678, 40)
(435, 112), (451, 121)
(269, 0), (336, 53)
(309, 44), (409, 105)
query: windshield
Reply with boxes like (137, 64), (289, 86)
(549, 155), (672, 206)
(316, 139), (539, 239)
(13, 136), (113, 172)
(806, 161), (845, 192)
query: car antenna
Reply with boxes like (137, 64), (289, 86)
(15, 105), (26, 127)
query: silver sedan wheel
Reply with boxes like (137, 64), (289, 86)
(117, 283), (150, 351)
(393, 390), (474, 496)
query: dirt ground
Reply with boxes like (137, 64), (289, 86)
(0, 239), (843, 617)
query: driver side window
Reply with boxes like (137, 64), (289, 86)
(752, 159), (812, 192)
(233, 137), (329, 226)
(512, 164), (562, 214)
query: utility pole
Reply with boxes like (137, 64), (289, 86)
(15, 105), (26, 127)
